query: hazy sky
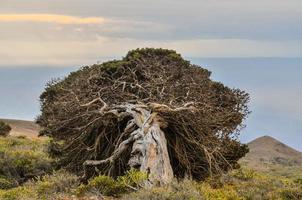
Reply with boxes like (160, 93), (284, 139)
(1, 0), (302, 66)
(0, 1), (301, 150)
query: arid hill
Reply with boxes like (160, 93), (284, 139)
(241, 135), (302, 169)
(0, 118), (40, 138)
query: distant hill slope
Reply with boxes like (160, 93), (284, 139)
(240, 136), (302, 178)
(0, 118), (40, 138)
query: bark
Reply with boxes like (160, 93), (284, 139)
(84, 103), (174, 185)
(128, 111), (174, 185)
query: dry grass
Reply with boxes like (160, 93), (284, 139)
(0, 119), (41, 139)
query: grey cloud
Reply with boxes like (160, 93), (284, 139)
(1, 0), (302, 40)
(0, 18), (172, 42)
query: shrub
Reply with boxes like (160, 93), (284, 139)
(231, 168), (256, 181)
(279, 188), (302, 200)
(0, 121), (11, 137)
(123, 179), (203, 200)
(0, 186), (37, 200)
(117, 168), (148, 190)
(76, 169), (147, 198)
(0, 136), (54, 186)
(0, 177), (15, 189)
(0, 170), (79, 200)
(294, 178), (302, 185)
(78, 175), (122, 197)
(33, 170), (79, 198)
(198, 183), (241, 200)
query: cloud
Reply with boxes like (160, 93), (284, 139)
(1, 38), (302, 67)
(0, 14), (171, 42)
(2, 0), (301, 40)
(0, 0), (301, 66)
(0, 14), (105, 24)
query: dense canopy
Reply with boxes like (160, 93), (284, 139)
(38, 48), (249, 183)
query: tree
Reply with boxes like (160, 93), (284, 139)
(0, 121), (12, 137)
(38, 48), (250, 185)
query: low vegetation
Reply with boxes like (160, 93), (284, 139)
(0, 135), (301, 200)
(1, 153), (301, 200)
(0, 136), (53, 189)
(0, 121), (11, 137)
(0, 170), (79, 200)
(76, 169), (147, 198)
(122, 167), (302, 200)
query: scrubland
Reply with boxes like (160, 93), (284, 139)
(0, 135), (301, 200)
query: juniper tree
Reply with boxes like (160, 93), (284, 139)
(38, 48), (249, 185)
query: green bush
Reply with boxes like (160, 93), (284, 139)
(280, 188), (302, 200)
(122, 171), (302, 200)
(76, 169), (147, 197)
(117, 168), (148, 190)
(0, 186), (37, 200)
(0, 136), (53, 186)
(294, 178), (302, 185)
(0, 177), (15, 189)
(0, 121), (11, 137)
(231, 168), (256, 181)
(34, 170), (79, 198)
(123, 179), (203, 200)
(78, 175), (122, 197)
(0, 170), (79, 200)
(198, 183), (241, 200)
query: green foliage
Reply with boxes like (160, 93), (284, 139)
(0, 186), (37, 200)
(124, 168), (302, 200)
(123, 179), (203, 200)
(294, 178), (302, 185)
(117, 168), (148, 189)
(0, 178), (15, 190)
(125, 48), (191, 67)
(0, 170), (79, 200)
(0, 121), (11, 137)
(77, 175), (121, 197)
(125, 48), (177, 59)
(198, 183), (241, 200)
(33, 170), (79, 199)
(279, 188), (302, 200)
(76, 169), (147, 197)
(217, 168), (302, 200)
(231, 168), (256, 181)
(1, 164), (302, 199)
(0, 136), (53, 186)
(100, 60), (128, 73)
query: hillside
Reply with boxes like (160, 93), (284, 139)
(242, 135), (302, 166)
(0, 118), (40, 138)
(240, 135), (302, 178)
(0, 127), (301, 199)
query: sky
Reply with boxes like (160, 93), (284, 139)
(0, 1), (301, 150)
(1, 0), (302, 66)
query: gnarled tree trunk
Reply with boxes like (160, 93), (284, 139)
(84, 103), (174, 185)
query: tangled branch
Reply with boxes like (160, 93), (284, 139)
(38, 48), (250, 182)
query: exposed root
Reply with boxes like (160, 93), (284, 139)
(83, 103), (174, 184)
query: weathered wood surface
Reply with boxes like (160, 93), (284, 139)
(84, 103), (174, 185)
